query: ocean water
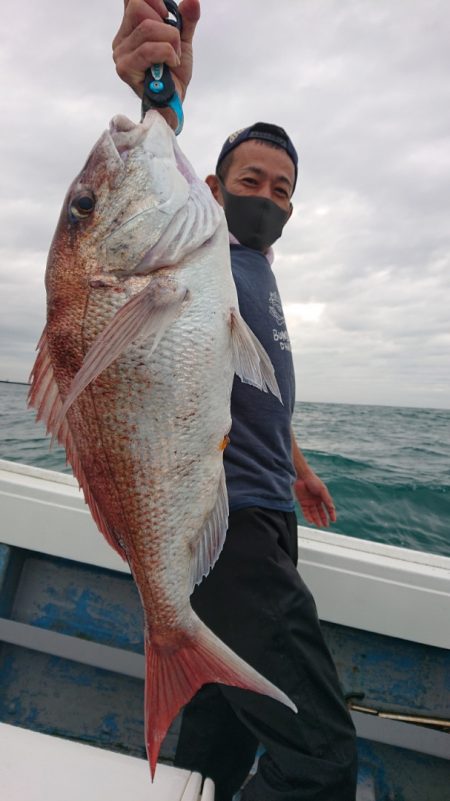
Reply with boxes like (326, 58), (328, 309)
(1, 382), (449, 557)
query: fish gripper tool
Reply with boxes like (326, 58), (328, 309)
(141, 0), (184, 135)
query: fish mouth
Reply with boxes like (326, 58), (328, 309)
(109, 114), (152, 157)
(108, 112), (196, 191)
(108, 110), (171, 159)
(98, 111), (192, 272)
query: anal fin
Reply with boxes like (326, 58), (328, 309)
(189, 468), (229, 592)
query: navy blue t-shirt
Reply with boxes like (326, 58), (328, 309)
(225, 244), (296, 512)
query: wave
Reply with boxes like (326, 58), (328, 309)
(296, 473), (450, 557)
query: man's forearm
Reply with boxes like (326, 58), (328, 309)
(291, 428), (313, 479)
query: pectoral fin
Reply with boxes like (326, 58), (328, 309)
(55, 279), (189, 432)
(230, 308), (282, 402)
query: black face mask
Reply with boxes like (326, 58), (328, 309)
(219, 183), (291, 252)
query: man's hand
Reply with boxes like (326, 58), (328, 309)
(294, 472), (336, 528)
(113, 0), (201, 116)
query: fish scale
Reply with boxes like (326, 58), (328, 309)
(29, 109), (296, 779)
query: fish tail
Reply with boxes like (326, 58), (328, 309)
(144, 620), (297, 778)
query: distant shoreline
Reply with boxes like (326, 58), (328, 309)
(0, 380), (448, 412)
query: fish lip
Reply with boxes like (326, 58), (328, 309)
(109, 114), (137, 136)
(109, 111), (160, 158)
(106, 129), (123, 160)
(109, 110), (159, 135)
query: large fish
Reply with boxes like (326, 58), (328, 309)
(28, 110), (296, 776)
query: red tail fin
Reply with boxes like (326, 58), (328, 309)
(145, 618), (297, 778)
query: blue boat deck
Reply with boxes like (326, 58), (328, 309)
(1, 540), (449, 800)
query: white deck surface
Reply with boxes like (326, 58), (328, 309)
(0, 723), (214, 801)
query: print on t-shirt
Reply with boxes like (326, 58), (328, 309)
(269, 291), (292, 352)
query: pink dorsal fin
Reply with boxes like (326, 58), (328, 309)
(28, 328), (127, 561)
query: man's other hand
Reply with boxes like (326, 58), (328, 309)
(294, 473), (337, 528)
(113, 0), (201, 110)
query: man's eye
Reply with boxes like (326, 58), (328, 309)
(242, 177), (257, 185)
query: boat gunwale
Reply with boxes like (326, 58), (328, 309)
(1, 458), (449, 650)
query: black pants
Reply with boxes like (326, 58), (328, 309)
(174, 508), (357, 801)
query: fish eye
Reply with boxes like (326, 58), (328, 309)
(70, 192), (96, 220)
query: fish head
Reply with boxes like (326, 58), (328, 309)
(47, 111), (192, 289)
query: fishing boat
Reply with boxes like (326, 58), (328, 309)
(0, 457), (449, 800)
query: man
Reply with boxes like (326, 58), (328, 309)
(113, 3), (358, 800)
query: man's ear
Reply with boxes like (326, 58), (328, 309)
(205, 174), (224, 206)
(288, 202), (293, 220)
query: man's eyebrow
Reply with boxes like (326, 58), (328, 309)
(238, 165), (293, 189)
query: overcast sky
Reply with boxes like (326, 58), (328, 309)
(1, 0), (449, 408)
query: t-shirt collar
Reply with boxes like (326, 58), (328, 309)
(228, 232), (274, 265)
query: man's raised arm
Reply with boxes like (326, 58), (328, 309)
(112, 0), (201, 129)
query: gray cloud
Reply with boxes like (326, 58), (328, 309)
(1, 0), (449, 409)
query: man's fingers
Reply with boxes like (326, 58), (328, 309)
(317, 485), (336, 523)
(301, 501), (322, 528)
(115, 19), (181, 61)
(178, 0), (201, 44)
(322, 493), (337, 523)
(302, 500), (331, 528)
(115, 0), (168, 44)
(115, 41), (181, 87)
